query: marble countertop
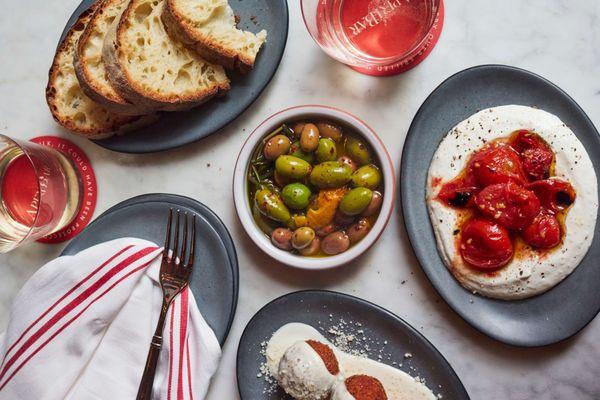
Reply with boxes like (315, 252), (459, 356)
(1, 0), (599, 399)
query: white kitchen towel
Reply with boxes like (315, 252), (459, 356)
(0, 238), (222, 400)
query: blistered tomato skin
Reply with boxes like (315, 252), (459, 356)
(512, 130), (554, 181)
(460, 218), (514, 270)
(437, 178), (478, 208)
(469, 143), (526, 187)
(474, 181), (541, 231)
(522, 212), (561, 249)
(528, 178), (576, 213)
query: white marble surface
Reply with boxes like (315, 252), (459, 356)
(1, 0), (600, 399)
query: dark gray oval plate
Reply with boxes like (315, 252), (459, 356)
(61, 193), (239, 345)
(236, 290), (469, 399)
(401, 64), (600, 347)
(59, 0), (288, 154)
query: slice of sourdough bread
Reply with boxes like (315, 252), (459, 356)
(75, 0), (150, 115)
(103, 0), (230, 112)
(162, 0), (267, 73)
(46, 3), (154, 138)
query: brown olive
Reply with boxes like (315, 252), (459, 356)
(315, 223), (337, 237)
(321, 231), (350, 255)
(263, 134), (291, 161)
(271, 228), (293, 250)
(346, 218), (372, 244)
(300, 123), (320, 152)
(292, 122), (306, 137)
(299, 236), (321, 256)
(274, 170), (291, 187)
(338, 155), (358, 172)
(317, 122), (343, 142)
(362, 191), (383, 217)
(334, 209), (355, 226)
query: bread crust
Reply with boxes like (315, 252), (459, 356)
(46, 2), (153, 138)
(74, 0), (152, 116)
(161, 0), (253, 74)
(103, 0), (230, 112)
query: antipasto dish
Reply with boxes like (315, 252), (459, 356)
(427, 105), (598, 300)
(266, 323), (436, 400)
(247, 121), (384, 257)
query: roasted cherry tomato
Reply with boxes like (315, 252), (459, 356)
(468, 143), (526, 186)
(512, 130), (554, 180)
(527, 178), (576, 213)
(437, 177), (478, 208)
(522, 212), (561, 249)
(474, 181), (541, 231)
(460, 218), (514, 270)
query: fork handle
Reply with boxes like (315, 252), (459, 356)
(136, 300), (169, 400)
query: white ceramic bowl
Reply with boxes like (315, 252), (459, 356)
(233, 105), (395, 270)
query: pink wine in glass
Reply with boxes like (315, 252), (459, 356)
(0, 136), (81, 252)
(302, 0), (443, 75)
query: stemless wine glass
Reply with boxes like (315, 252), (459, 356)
(301, 0), (441, 75)
(0, 135), (82, 252)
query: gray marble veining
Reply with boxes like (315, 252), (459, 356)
(0, 0), (599, 399)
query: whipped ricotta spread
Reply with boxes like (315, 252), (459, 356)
(426, 105), (598, 299)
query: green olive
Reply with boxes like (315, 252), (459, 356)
(339, 187), (373, 216)
(271, 228), (293, 250)
(309, 161), (352, 189)
(254, 189), (291, 223)
(263, 134), (291, 160)
(346, 218), (372, 244)
(252, 203), (276, 235)
(290, 141), (315, 164)
(275, 155), (312, 180)
(362, 191), (383, 217)
(292, 227), (316, 250)
(317, 122), (343, 142)
(345, 137), (371, 166)
(315, 138), (337, 163)
(299, 236), (321, 256)
(321, 231), (350, 255)
(351, 164), (382, 189)
(300, 123), (320, 152)
(282, 183), (312, 210)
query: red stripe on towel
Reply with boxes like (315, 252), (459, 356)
(167, 304), (175, 400)
(0, 256), (157, 390)
(0, 246), (158, 383)
(2, 245), (134, 361)
(177, 289), (189, 400)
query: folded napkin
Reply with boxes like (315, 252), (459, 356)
(0, 238), (222, 400)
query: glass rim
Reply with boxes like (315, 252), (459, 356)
(0, 134), (44, 245)
(301, 0), (441, 67)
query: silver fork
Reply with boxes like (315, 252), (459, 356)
(136, 209), (196, 400)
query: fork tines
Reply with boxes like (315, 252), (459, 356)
(162, 209), (196, 280)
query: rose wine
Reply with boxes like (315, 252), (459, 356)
(304, 0), (442, 75)
(339, 0), (436, 59)
(0, 141), (81, 252)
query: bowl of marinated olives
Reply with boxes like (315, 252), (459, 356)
(233, 105), (395, 269)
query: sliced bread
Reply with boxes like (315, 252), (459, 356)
(74, 0), (150, 115)
(162, 0), (267, 73)
(103, 0), (230, 112)
(46, 4), (154, 138)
